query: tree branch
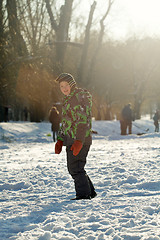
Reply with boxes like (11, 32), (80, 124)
(44, 0), (58, 32)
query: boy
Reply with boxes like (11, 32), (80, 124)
(55, 73), (96, 200)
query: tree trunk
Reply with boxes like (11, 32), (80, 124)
(0, 0), (4, 59)
(87, 0), (113, 86)
(0, 0), (5, 103)
(45, 0), (73, 71)
(77, 1), (96, 84)
(5, 0), (28, 121)
(6, 0), (28, 57)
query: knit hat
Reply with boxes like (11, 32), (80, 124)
(56, 73), (76, 88)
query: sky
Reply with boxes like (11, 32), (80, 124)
(75, 0), (160, 41)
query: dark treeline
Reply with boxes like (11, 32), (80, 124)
(0, 0), (160, 122)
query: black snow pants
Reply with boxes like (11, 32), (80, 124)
(66, 145), (95, 197)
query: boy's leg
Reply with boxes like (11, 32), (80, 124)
(66, 145), (91, 197)
(87, 176), (97, 198)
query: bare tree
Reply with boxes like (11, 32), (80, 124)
(133, 62), (157, 119)
(87, 0), (114, 86)
(77, 1), (96, 84)
(6, 0), (28, 56)
(45, 0), (74, 70)
(0, 0), (6, 118)
(0, 0), (5, 74)
(124, 38), (158, 119)
(85, 0), (114, 120)
(17, 0), (49, 56)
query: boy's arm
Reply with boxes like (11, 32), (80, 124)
(75, 91), (92, 143)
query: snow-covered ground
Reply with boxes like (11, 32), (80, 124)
(0, 118), (160, 240)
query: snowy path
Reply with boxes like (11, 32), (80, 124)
(0, 121), (160, 240)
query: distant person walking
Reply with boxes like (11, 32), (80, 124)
(153, 110), (159, 132)
(49, 106), (61, 142)
(23, 107), (28, 121)
(121, 103), (133, 135)
(4, 106), (9, 122)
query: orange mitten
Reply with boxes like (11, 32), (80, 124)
(55, 140), (63, 154)
(71, 140), (83, 156)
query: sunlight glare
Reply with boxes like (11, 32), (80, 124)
(73, 0), (160, 40)
(124, 0), (160, 35)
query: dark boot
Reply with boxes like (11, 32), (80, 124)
(71, 195), (91, 200)
(90, 191), (97, 199)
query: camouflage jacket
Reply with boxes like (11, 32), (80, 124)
(57, 87), (92, 146)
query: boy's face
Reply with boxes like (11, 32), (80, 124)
(60, 81), (71, 96)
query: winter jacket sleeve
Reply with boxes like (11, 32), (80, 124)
(74, 90), (92, 143)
